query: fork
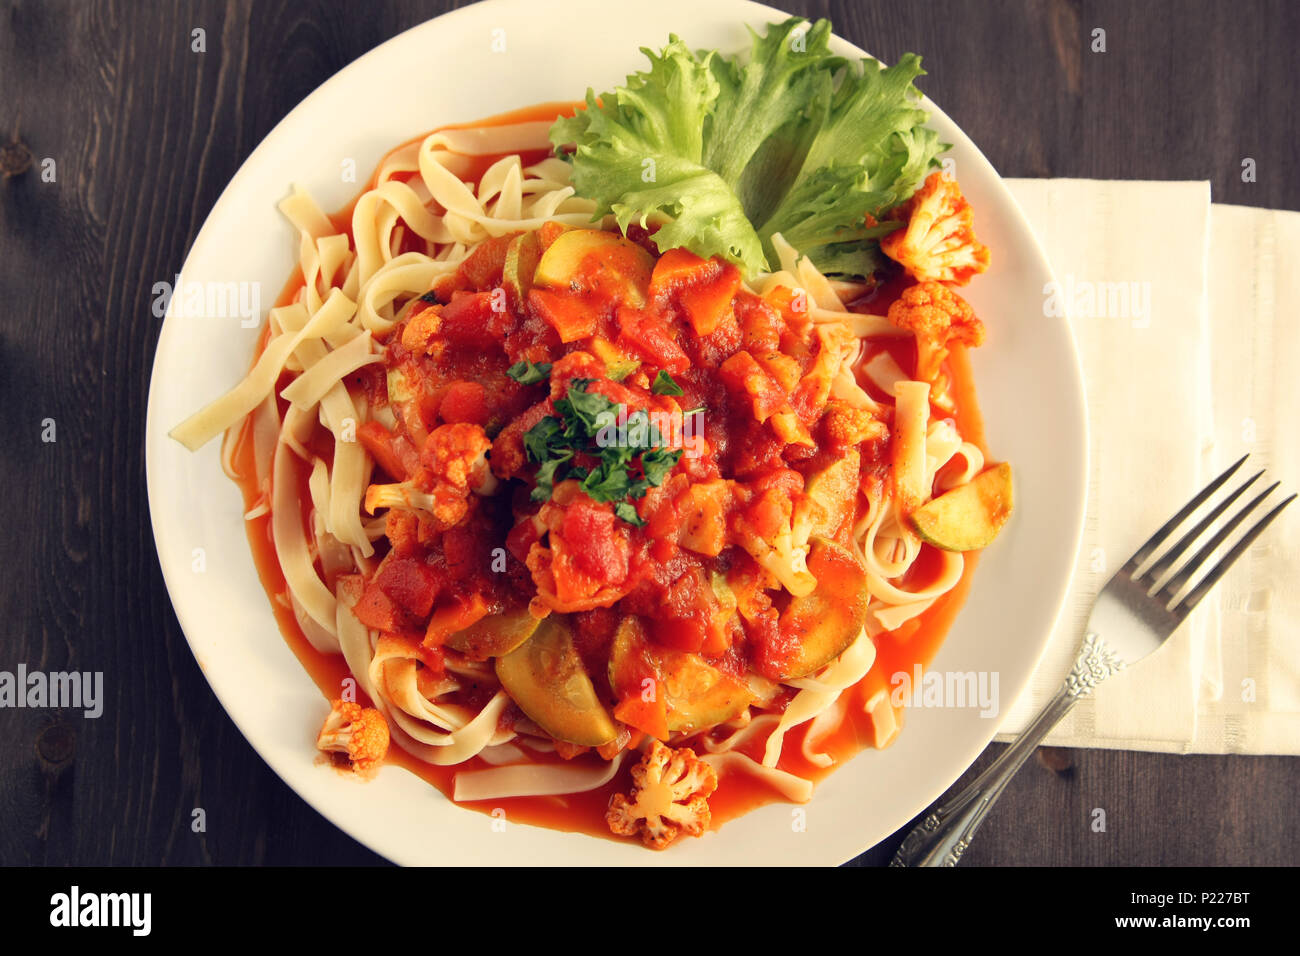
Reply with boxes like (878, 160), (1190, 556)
(890, 455), (1294, 867)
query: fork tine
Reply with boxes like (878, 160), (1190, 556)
(1166, 491), (1295, 614)
(1124, 455), (1249, 573)
(1159, 481), (1279, 600)
(1140, 470), (1263, 586)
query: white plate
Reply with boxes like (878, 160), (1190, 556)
(145, 0), (1087, 865)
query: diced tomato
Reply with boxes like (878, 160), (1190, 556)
(374, 556), (440, 619)
(749, 466), (804, 501)
(357, 421), (409, 481)
(615, 306), (689, 373)
(490, 400), (552, 480)
(561, 499), (629, 584)
(352, 580), (415, 632)
(650, 614), (707, 653)
(538, 221), (568, 251)
(439, 381), (489, 425)
(529, 287), (596, 343)
(743, 488), (791, 541)
(701, 614), (733, 658)
(726, 416), (786, 477)
(441, 291), (505, 346)
(457, 234), (516, 290)
(762, 283), (808, 322)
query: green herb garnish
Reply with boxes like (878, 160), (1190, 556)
(651, 370), (685, 396)
(524, 380), (685, 519)
(506, 360), (553, 385)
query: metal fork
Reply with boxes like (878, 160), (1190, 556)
(891, 455), (1294, 867)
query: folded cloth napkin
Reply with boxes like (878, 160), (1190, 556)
(990, 180), (1299, 755)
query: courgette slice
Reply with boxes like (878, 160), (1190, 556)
(534, 228), (653, 304)
(909, 462), (1013, 552)
(774, 538), (870, 680)
(609, 618), (753, 734)
(494, 615), (617, 746)
(445, 604), (540, 661)
(503, 231), (541, 311)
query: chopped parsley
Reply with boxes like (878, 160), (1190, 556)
(506, 360), (553, 386)
(524, 379), (684, 520)
(651, 369), (685, 396)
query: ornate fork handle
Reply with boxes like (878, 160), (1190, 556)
(890, 633), (1125, 867)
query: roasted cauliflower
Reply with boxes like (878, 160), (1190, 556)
(886, 280), (985, 409)
(606, 740), (718, 850)
(316, 699), (390, 772)
(364, 422), (496, 529)
(881, 171), (990, 285)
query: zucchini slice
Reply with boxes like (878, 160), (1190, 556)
(445, 604), (540, 661)
(774, 538), (870, 680)
(494, 615), (617, 746)
(909, 462), (1013, 552)
(503, 231), (541, 310)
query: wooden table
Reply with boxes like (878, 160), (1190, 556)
(1, 0), (1294, 866)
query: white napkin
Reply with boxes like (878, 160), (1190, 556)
(988, 180), (1300, 755)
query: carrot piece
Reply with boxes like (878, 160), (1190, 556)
(529, 287), (597, 343)
(648, 247), (721, 299)
(614, 694), (669, 742)
(678, 263), (741, 336)
(423, 592), (490, 647)
(357, 421), (409, 481)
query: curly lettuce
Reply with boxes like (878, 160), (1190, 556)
(550, 17), (945, 278)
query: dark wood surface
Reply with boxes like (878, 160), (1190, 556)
(1, 0), (1295, 867)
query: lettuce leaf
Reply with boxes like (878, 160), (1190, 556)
(550, 17), (945, 278)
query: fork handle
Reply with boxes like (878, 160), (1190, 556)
(889, 687), (1076, 866)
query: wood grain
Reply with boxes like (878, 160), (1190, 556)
(0, 0), (1294, 866)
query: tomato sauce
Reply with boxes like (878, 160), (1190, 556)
(222, 102), (992, 842)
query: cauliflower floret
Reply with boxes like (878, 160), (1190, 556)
(422, 422), (495, 495)
(364, 423), (496, 529)
(606, 740), (718, 850)
(881, 172), (990, 285)
(886, 280), (985, 391)
(316, 699), (390, 772)
(400, 302), (443, 356)
(364, 480), (469, 529)
(823, 400), (888, 447)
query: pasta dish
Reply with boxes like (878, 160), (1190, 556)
(170, 17), (1012, 850)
